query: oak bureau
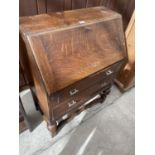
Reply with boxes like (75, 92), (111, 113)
(19, 6), (127, 136)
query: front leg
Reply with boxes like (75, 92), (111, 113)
(47, 121), (57, 137)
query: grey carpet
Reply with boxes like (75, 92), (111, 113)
(19, 85), (134, 155)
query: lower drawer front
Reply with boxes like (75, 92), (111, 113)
(53, 75), (114, 119)
(52, 61), (123, 106)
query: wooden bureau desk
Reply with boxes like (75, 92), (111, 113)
(20, 7), (127, 136)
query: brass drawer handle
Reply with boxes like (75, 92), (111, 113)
(69, 88), (79, 96)
(106, 69), (113, 75)
(68, 100), (77, 107)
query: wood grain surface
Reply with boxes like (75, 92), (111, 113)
(20, 7), (127, 95)
(19, 0), (135, 30)
(20, 7), (127, 134)
(19, 0), (134, 89)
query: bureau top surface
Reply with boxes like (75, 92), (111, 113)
(20, 7), (120, 35)
(20, 7), (127, 95)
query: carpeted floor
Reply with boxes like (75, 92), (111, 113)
(19, 85), (135, 155)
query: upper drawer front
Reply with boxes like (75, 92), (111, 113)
(53, 75), (114, 119)
(52, 61), (123, 106)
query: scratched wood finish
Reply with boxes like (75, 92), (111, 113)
(20, 8), (127, 134)
(53, 80), (112, 119)
(20, 7), (127, 95)
(19, 0), (134, 90)
(19, 0), (134, 29)
(52, 61), (123, 106)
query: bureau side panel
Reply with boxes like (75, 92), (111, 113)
(20, 35), (51, 120)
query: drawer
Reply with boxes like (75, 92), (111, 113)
(52, 61), (123, 106)
(53, 75), (114, 119)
